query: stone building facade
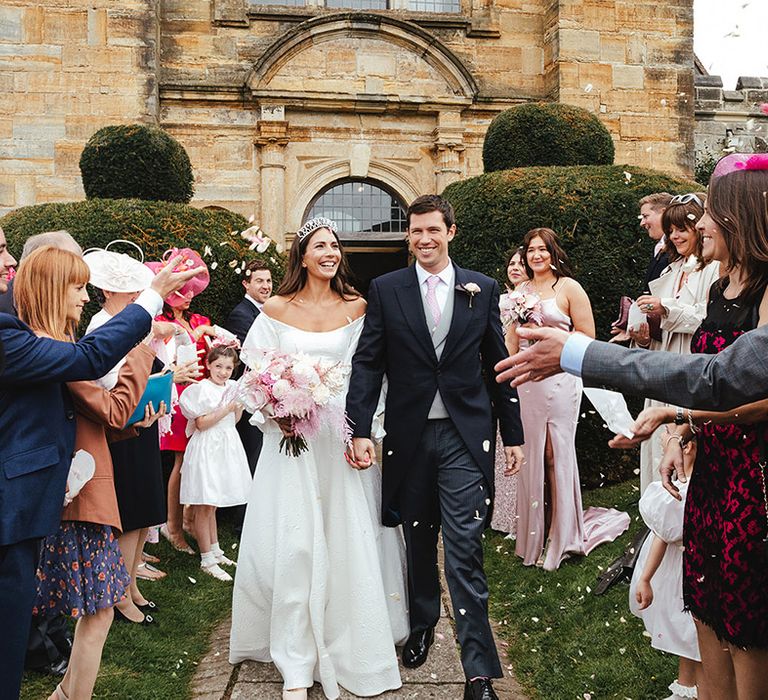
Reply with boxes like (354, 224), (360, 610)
(2, 0), (696, 247)
(694, 70), (768, 162)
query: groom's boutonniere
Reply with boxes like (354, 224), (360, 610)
(455, 282), (481, 308)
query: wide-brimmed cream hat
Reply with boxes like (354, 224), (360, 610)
(84, 240), (155, 293)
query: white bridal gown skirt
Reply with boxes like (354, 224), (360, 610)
(229, 428), (409, 699)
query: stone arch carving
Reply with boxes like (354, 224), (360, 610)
(246, 13), (478, 104)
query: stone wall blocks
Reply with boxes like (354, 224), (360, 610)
(0, 6), (24, 42)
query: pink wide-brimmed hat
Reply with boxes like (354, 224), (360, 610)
(145, 247), (209, 307)
(711, 152), (768, 180)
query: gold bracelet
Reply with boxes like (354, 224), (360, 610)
(664, 434), (685, 450)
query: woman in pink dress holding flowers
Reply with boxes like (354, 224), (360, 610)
(509, 228), (629, 570)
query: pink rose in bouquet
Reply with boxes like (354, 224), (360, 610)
(230, 349), (349, 456)
(499, 289), (544, 329)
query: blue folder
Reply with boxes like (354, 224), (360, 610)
(126, 372), (174, 427)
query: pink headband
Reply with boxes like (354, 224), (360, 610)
(712, 152), (768, 180)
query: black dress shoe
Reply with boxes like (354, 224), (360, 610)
(28, 656), (68, 677)
(401, 627), (434, 668)
(463, 678), (499, 700)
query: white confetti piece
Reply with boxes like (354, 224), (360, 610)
(584, 83), (593, 92)
(188, 576), (197, 584)
(413, 521), (419, 527)
(482, 440), (490, 452)
(459, 608), (466, 615)
(210, 261), (218, 270)
(485, 498), (491, 505)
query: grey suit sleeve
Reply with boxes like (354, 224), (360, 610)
(581, 326), (768, 410)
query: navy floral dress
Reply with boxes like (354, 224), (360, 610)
(684, 282), (768, 648)
(33, 521), (130, 619)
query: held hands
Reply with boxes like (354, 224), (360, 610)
(134, 401), (167, 428)
(495, 327), (570, 387)
(346, 437), (376, 471)
(504, 446), (525, 476)
(150, 254), (206, 300)
(635, 579), (654, 610)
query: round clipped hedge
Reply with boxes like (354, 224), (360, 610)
(444, 164), (700, 487)
(483, 103), (615, 172)
(79, 125), (195, 203)
(0, 199), (286, 327)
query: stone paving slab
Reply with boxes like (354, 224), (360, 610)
(192, 548), (528, 700)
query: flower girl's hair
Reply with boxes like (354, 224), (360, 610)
(207, 344), (240, 368)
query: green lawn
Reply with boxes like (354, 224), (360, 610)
(20, 525), (236, 700)
(485, 480), (677, 700)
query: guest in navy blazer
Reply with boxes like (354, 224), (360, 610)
(0, 233), (202, 700)
(224, 261), (273, 474)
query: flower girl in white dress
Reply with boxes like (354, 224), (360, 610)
(630, 438), (702, 700)
(229, 218), (408, 700)
(180, 343), (253, 581)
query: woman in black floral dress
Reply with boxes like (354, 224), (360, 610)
(645, 168), (768, 700)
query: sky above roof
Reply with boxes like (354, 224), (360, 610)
(694, 0), (767, 89)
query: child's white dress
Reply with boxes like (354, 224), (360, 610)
(629, 480), (700, 661)
(179, 378), (252, 507)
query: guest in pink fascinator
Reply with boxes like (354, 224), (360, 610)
(148, 248), (214, 555)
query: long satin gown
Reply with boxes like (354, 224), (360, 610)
(515, 294), (630, 570)
(229, 314), (409, 699)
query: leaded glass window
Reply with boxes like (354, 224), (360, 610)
(306, 180), (408, 241)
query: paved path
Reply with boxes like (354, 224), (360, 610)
(191, 557), (528, 700)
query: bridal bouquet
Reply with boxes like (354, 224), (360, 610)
(500, 289), (544, 328)
(231, 349), (350, 456)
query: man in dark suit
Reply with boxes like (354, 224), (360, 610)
(346, 195), (524, 700)
(224, 261), (273, 473)
(0, 231), (202, 699)
(639, 192), (672, 292)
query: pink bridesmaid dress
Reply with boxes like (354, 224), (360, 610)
(515, 292), (629, 570)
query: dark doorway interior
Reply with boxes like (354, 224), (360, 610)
(345, 241), (409, 297)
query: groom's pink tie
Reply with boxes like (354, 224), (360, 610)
(425, 275), (441, 328)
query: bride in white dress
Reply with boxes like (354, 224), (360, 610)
(229, 217), (409, 700)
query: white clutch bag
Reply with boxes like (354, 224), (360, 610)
(627, 302), (648, 333)
(64, 450), (96, 506)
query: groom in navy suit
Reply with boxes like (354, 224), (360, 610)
(0, 231), (202, 700)
(346, 195), (524, 700)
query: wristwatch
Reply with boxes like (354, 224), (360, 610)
(674, 407), (685, 425)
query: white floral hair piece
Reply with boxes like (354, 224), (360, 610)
(297, 217), (338, 242)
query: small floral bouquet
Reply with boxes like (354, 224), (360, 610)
(500, 289), (544, 329)
(229, 349), (350, 457)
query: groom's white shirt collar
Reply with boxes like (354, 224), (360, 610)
(415, 259), (454, 289)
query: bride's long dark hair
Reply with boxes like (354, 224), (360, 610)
(277, 224), (359, 300)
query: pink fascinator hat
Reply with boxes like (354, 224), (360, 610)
(146, 247), (209, 307)
(712, 152), (768, 180)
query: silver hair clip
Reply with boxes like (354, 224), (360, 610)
(297, 217), (337, 241)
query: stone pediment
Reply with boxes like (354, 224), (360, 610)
(245, 14), (478, 112)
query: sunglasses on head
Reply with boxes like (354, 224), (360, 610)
(670, 193), (704, 208)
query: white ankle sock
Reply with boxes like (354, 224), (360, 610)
(211, 542), (223, 556)
(201, 551), (217, 567)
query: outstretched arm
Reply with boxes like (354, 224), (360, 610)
(495, 325), (768, 411)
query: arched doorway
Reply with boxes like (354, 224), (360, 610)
(305, 179), (409, 296)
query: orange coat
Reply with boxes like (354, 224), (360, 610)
(61, 344), (155, 530)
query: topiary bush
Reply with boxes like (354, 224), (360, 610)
(483, 102), (615, 172)
(79, 124), (195, 203)
(444, 164), (700, 488)
(0, 199), (286, 327)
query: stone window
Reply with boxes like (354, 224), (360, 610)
(306, 180), (408, 241)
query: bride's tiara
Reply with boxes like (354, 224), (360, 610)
(297, 217), (338, 242)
